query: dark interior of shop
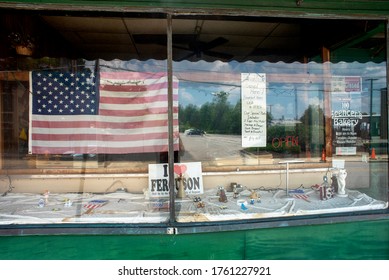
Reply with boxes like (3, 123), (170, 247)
(0, 11), (385, 63)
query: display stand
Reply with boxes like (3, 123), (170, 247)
(279, 160), (305, 199)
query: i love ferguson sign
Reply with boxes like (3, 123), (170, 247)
(148, 162), (203, 198)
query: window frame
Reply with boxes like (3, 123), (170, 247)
(0, 7), (388, 235)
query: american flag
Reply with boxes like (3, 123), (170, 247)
(289, 189), (310, 202)
(29, 70), (179, 154)
(293, 194), (310, 202)
(84, 200), (108, 209)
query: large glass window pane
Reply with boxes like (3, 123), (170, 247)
(172, 17), (388, 222)
(0, 13), (172, 224)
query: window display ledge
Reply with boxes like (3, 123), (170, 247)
(0, 187), (387, 234)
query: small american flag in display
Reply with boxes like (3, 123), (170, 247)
(293, 194), (310, 202)
(83, 200), (108, 209)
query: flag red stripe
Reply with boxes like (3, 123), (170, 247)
(32, 132), (170, 141)
(99, 94), (178, 104)
(32, 119), (178, 129)
(100, 72), (167, 79)
(99, 107), (178, 117)
(32, 144), (180, 154)
(100, 81), (178, 92)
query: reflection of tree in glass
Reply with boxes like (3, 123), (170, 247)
(244, 104), (325, 158)
(297, 105), (325, 156)
(179, 91), (241, 135)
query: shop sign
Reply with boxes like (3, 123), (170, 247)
(331, 76), (362, 93)
(331, 76), (362, 155)
(148, 162), (203, 197)
(272, 136), (299, 148)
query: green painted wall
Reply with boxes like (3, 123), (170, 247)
(1, 219), (388, 259)
(1, 0), (389, 17)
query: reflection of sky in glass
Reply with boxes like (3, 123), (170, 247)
(267, 83), (323, 120)
(86, 59), (386, 119)
(178, 81), (240, 107)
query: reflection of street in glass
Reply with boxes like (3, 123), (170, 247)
(180, 133), (242, 162)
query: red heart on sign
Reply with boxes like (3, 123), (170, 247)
(174, 164), (187, 176)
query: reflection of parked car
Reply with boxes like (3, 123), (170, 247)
(184, 128), (205, 136)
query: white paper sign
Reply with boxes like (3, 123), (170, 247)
(148, 162), (203, 198)
(241, 73), (267, 147)
(331, 76), (362, 156)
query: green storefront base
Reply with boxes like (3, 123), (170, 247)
(1, 219), (388, 260)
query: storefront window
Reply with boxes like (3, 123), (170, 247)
(171, 17), (388, 222)
(0, 12), (387, 226)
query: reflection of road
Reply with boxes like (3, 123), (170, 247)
(180, 133), (242, 162)
(179, 133), (388, 196)
(344, 160), (387, 193)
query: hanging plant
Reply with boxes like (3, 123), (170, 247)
(8, 32), (36, 55)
